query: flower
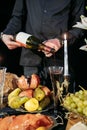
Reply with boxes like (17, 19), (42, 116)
(73, 15), (87, 51)
(73, 15), (87, 30)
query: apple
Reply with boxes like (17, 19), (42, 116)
(17, 75), (29, 90)
(29, 74), (40, 89)
(19, 89), (33, 98)
(41, 86), (51, 96)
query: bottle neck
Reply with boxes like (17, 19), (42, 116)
(39, 43), (55, 53)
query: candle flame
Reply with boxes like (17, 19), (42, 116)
(64, 34), (67, 40)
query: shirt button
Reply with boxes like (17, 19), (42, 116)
(42, 22), (45, 25)
(44, 10), (47, 13)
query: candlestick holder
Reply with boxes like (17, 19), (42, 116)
(62, 75), (70, 95)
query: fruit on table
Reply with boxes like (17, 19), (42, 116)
(17, 75), (30, 90)
(33, 87), (45, 101)
(29, 74), (40, 89)
(41, 86), (51, 96)
(7, 73), (52, 111)
(19, 89), (33, 98)
(17, 74), (40, 90)
(36, 126), (48, 130)
(63, 88), (87, 116)
(8, 88), (21, 101)
(24, 98), (39, 112)
(8, 96), (29, 109)
(38, 97), (50, 111)
(8, 86), (51, 111)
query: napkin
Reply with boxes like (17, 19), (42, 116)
(70, 122), (87, 130)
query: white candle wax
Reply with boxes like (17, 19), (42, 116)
(64, 34), (69, 76)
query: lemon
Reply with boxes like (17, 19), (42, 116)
(24, 98), (39, 112)
(36, 126), (48, 130)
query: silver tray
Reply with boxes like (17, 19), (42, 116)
(0, 110), (63, 130)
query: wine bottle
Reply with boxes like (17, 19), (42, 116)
(15, 32), (55, 53)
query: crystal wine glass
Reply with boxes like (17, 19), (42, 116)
(49, 66), (63, 116)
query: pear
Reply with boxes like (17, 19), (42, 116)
(33, 87), (45, 101)
(8, 96), (29, 109)
(8, 88), (21, 101)
(38, 97), (50, 111)
(24, 98), (39, 112)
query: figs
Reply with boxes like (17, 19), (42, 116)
(17, 74), (40, 90)
(17, 75), (29, 90)
(19, 89), (33, 98)
(29, 74), (40, 89)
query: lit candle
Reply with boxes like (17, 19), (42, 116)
(63, 34), (69, 76)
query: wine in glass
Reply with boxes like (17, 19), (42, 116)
(49, 66), (63, 116)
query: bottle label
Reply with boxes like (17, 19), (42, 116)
(15, 32), (31, 45)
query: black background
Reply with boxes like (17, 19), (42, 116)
(0, 0), (23, 76)
(0, 0), (87, 88)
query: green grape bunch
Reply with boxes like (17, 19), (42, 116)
(63, 86), (87, 117)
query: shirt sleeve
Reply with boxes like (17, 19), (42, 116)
(3, 0), (26, 35)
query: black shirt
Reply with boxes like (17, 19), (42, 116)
(3, 0), (85, 67)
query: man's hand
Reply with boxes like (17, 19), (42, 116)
(1, 34), (21, 50)
(42, 38), (62, 57)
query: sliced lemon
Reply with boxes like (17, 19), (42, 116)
(24, 98), (39, 112)
(36, 126), (48, 130)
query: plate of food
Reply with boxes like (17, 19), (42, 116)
(7, 74), (54, 114)
(0, 113), (61, 130)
